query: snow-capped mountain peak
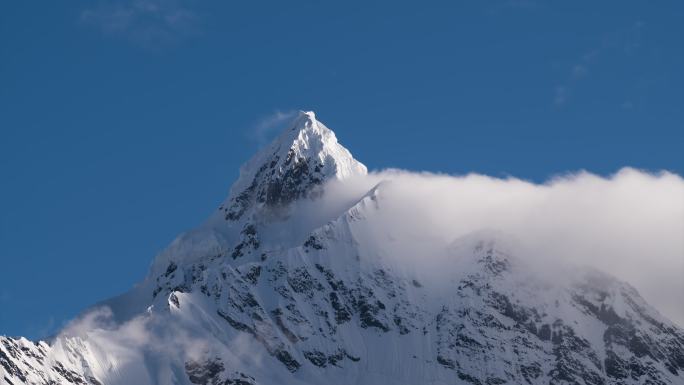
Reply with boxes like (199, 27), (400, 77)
(219, 111), (367, 222)
(148, 111), (367, 279)
(2, 112), (682, 385)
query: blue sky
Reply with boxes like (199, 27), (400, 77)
(1, 1), (682, 338)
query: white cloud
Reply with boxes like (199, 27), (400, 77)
(572, 64), (588, 79)
(322, 168), (684, 325)
(81, 0), (200, 47)
(247, 110), (298, 145)
(55, 304), (264, 381)
(41, 167), (682, 379)
(552, 21), (645, 106)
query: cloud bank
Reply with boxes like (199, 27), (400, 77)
(51, 166), (682, 382)
(317, 167), (684, 326)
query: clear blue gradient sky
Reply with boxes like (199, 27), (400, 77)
(1, 1), (682, 338)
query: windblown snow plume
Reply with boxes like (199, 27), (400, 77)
(2, 111), (683, 385)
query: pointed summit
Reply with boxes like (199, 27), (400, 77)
(219, 111), (367, 221)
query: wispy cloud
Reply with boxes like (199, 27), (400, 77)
(80, 0), (200, 47)
(553, 49), (598, 107)
(553, 21), (645, 107)
(323, 168), (684, 325)
(246, 110), (298, 145)
(57, 305), (266, 378)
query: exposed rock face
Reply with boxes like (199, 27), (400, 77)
(2, 112), (682, 385)
(220, 111), (367, 222)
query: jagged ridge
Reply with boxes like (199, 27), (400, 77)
(2, 112), (682, 385)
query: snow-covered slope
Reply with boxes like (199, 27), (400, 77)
(2, 112), (683, 385)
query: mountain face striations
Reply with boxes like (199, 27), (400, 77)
(2, 112), (683, 385)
